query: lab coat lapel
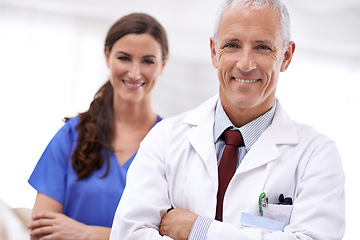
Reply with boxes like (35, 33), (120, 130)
(237, 101), (299, 174)
(184, 95), (219, 190)
(237, 132), (280, 174)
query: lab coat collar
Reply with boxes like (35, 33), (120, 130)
(183, 95), (299, 176)
(182, 94), (219, 126)
(237, 99), (299, 174)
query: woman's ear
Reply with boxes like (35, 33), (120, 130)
(281, 41), (295, 72)
(104, 46), (110, 68)
(160, 55), (169, 75)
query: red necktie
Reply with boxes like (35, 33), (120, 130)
(215, 130), (243, 221)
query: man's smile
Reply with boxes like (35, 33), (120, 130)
(232, 77), (261, 83)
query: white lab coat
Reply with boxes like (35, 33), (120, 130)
(110, 95), (345, 240)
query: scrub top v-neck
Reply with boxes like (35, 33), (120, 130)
(28, 116), (162, 227)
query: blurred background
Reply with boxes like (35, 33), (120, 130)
(0, 0), (359, 238)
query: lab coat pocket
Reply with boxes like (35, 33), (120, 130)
(263, 204), (293, 226)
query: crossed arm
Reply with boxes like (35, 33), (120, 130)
(28, 192), (110, 240)
(159, 208), (198, 240)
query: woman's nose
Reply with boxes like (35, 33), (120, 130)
(128, 63), (141, 80)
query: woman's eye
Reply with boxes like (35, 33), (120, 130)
(143, 59), (155, 65)
(118, 56), (130, 61)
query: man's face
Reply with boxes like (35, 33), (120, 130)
(211, 6), (294, 119)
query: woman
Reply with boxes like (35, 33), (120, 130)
(27, 13), (168, 240)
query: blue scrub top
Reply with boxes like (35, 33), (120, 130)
(28, 116), (162, 227)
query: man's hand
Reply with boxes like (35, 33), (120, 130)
(159, 208), (198, 240)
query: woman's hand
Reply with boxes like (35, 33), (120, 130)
(28, 211), (111, 240)
(29, 192), (110, 240)
(28, 211), (91, 240)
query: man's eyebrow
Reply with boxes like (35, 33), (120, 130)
(227, 38), (241, 42)
(255, 40), (272, 45)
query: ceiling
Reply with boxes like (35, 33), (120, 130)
(1, 0), (360, 21)
(1, 0), (360, 58)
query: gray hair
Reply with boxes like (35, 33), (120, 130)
(213, 0), (291, 48)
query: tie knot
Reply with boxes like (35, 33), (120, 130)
(223, 130), (243, 147)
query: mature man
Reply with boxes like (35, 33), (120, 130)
(110, 0), (345, 239)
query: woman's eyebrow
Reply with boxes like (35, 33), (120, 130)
(142, 55), (158, 59)
(116, 51), (131, 56)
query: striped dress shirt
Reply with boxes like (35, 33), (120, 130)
(189, 99), (277, 239)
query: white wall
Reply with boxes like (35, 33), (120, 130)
(0, 3), (219, 208)
(0, 1), (359, 239)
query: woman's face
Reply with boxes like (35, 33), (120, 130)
(105, 33), (167, 105)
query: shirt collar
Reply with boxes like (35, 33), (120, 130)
(214, 98), (277, 151)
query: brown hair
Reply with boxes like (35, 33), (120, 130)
(105, 13), (168, 60)
(68, 13), (168, 180)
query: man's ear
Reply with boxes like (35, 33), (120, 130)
(210, 37), (218, 69)
(280, 41), (295, 72)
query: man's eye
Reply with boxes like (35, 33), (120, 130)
(256, 45), (271, 51)
(224, 43), (238, 49)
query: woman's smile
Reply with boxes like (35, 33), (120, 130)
(122, 79), (145, 89)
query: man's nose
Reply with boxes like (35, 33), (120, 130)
(236, 50), (256, 72)
(128, 63), (141, 80)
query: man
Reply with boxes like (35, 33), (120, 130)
(110, 0), (345, 239)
